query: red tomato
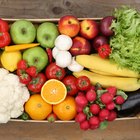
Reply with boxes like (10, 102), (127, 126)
(76, 76), (91, 91)
(27, 73), (46, 93)
(98, 44), (111, 58)
(62, 75), (78, 96)
(45, 62), (66, 80)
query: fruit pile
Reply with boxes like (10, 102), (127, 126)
(0, 12), (134, 130)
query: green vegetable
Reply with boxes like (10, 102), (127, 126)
(110, 6), (140, 72)
(20, 112), (29, 120)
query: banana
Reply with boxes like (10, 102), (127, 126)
(73, 70), (140, 92)
(76, 54), (140, 78)
(89, 69), (115, 76)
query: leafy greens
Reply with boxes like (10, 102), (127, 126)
(110, 6), (140, 72)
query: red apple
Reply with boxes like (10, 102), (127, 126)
(69, 36), (91, 56)
(58, 15), (80, 37)
(80, 19), (99, 39)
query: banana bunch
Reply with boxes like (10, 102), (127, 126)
(73, 54), (140, 92)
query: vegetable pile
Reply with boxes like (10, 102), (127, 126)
(110, 6), (140, 72)
(0, 6), (139, 131)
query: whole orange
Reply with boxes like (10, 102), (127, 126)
(53, 96), (76, 121)
(25, 94), (52, 120)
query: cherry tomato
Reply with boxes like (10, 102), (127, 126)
(76, 76), (91, 91)
(17, 59), (28, 70)
(98, 44), (111, 59)
(62, 75), (78, 96)
(27, 73), (46, 93)
(45, 62), (66, 80)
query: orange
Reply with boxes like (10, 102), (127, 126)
(53, 96), (77, 121)
(25, 94), (52, 120)
(41, 79), (67, 105)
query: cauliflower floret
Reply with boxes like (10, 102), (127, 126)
(0, 68), (30, 123)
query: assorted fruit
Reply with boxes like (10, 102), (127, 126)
(0, 6), (140, 131)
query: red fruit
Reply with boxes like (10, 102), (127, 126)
(90, 104), (100, 115)
(62, 75), (78, 96)
(46, 48), (53, 63)
(99, 109), (110, 121)
(17, 69), (26, 76)
(80, 120), (90, 131)
(76, 105), (83, 113)
(100, 92), (113, 105)
(19, 73), (31, 85)
(107, 86), (117, 97)
(17, 60), (28, 70)
(89, 116), (100, 126)
(106, 102), (115, 110)
(76, 76), (91, 91)
(26, 66), (38, 77)
(107, 111), (117, 121)
(75, 112), (87, 123)
(75, 95), (88, 107)
(47, 113), (57, 123)
(86, 90), (96, 102)
(115, 96), (125, 105)
(98, 44), (111, 59)
(0, 19), (9, 32)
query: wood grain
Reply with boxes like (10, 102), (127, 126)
(0, 119), (140, 140)
(0, 0), (140, 19)
(0, 0), (140, 140)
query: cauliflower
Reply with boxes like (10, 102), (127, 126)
(0, 68), (30, 123)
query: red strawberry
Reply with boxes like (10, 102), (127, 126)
(80, 120), (90, 131)
(26, 66), (38, 77)
(107, 86), (117, 97)
(17, 59), (28, 70)
(47, 113), (57, 123)
(115, 96), (125, 105)
(100, 92), (113, 105)
(76, 105), (84, 113)
(19, 73), (31, 85)
(90, 104), (100, 115)
(107, 111), (117, 121)
(75, 112), (87, 123)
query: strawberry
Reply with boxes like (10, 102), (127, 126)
(100, 92), (113, 105)
(115, 96), (125, 105)
(17, 59), (28, 70)
(26, 66), (38, 77)
(47, 113), (57, 123)
(19, 73), (31, 85)
(107, 86), (117, 97)
(90, 104), (100, 115)
(75, 112), (87, 123)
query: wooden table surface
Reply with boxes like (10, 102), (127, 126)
(0, 0), (140, 140)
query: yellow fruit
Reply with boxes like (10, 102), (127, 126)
(41, 79), (67, 105)
(90, 69), (114, 76)
(1, 51), (22, 72)
(73, 70), (140, 92)
(25, 94), (52, 120)
(76, 54), (140, 78)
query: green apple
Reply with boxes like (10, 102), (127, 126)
(23, 47), (48, 72)
(10, 20), (36, 44)
(37, 22), (59, 48)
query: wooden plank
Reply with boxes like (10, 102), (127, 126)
(0, 0), (140, 18)
(0, 120), (140, 140)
